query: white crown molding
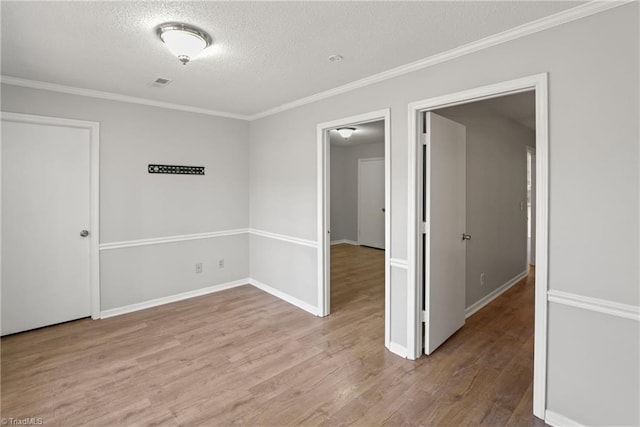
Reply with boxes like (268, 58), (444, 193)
(99, 228), (249, 250)
(247, 0), (632, 120)
(547, 290), (640, 322)
(1, 2), (629, 122)
(0, 75), (251, 121)
(249, 228), (318, 248)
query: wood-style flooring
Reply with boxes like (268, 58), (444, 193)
(1, 244), (543, 426)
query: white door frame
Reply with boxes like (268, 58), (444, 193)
(407, 73), (548, 419)
(1, 112), (101, 320)
(357, 157), (385, 248)
(316, 108), (391, 347)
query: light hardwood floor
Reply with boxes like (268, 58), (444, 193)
(1, 244), (543, 426)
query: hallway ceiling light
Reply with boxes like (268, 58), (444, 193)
(156, 22), (212, 65)
(336, 127), (356, 139)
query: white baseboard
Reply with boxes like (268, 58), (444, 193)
(387, 341), (408, 358)
(100, 277), (320, 319)
(465, 270), (528, 318)
(545, 410), (584, 427)
(330, 239), (358, 246)
(249, 278), (319, 316)
(100, 278), (250, 319)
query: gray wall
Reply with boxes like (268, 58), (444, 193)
(436, 107), (534, 309)
(248, 4), (639, 424)
(1, 85), (250, 309)
(330, 140), (384, 243)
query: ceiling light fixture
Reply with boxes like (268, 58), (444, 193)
(156, 22), (212, 65)
(336, 127), (356, 139)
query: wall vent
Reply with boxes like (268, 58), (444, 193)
(152, 77), (172, 87)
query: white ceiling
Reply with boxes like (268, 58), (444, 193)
(330, 120), (384, 146)
(1, 1), (584, 117)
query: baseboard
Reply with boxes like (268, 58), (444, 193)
(100, 277), (320, 319)
(465, 270), (528, 318)
(249, 278), (319, 316)
(387, 342), (408, 358)
(100, 278), (250, 319)
(545, 410), (584, 427)
(330, 239), (358, 246)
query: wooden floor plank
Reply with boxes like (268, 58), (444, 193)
(1, 244), (543, 426)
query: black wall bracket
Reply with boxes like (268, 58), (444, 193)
(148, 164), (205, 175)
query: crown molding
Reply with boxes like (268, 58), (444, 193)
(247, 0), (633, 120)
(0, 75), (251, 121)
(1, 1), (631, 122)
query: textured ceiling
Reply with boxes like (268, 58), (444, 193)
(1, 1), (583, 117)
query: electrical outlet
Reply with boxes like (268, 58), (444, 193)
(195, 262), (203, 274)
(219, 259), (224, 268)
(480, 272), (485, 286)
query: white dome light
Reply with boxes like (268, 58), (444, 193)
(157, 22), (212, 65)
(336, 127), (356, 139)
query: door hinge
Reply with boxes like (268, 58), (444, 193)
(422, 133), (428, 145)
(420, 310), (426, 322)
(421, 222), (427, 234)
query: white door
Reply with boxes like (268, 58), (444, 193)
(358, 158), (385, 249)
(2, 117), (92, 335)
(424, 112), (466, 354)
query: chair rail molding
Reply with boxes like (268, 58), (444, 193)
(99, 229), (249, 250)
(547, 290), (640, 321)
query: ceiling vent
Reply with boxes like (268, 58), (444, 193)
(152, 77), (172, 87)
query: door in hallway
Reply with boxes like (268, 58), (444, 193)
(423, 112), (467, 354)
(357, 157), (385, 249)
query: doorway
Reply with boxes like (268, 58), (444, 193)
(358, 157), (385, 249)
(407, 74), (548, 418)
(527, 147), (537, 267)
(1, 112), (100, 335)
(317, 109), (390, 348)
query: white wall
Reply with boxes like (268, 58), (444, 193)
(330, 140), (384, 243)
(248, 4), (639, 424)
(1, 85), (250, 310)
(436, 106), (534, 309)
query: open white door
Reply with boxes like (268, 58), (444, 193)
(358, 158), (385, 249)
(424, 112), (466, 355)
(1, 117), (93, 335)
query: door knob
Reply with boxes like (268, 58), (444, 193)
(462, 233), (471, 241)
(80, 230), (90, 237)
